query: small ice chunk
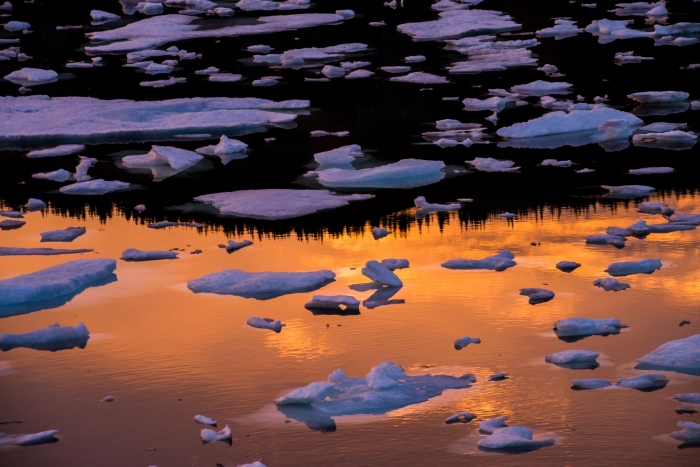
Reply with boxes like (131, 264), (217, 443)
(60, 179), (130, 195)
(414, 196), (460, 212)
(314, 144), (363, 170)
(556, 261), (580, 272)
(480, 416), (508, 434)
(340, 61), (370, 71)
(4, 68), (58, 86)
(0, 430), (59, 447)
(32, 170), (71, 183)
(195, 66), (219, 75)
(123, 146), (201, 177)
(454, 335), (481, 350)
(362, 260), (403, 287)
(215, 136), (247, 155)
(209, 73), (242, 83)
(27, 144), (85, 158)
(404, 55), (425, 63)
(25, 199), (45, 211)
(248, 45), (273, 53)
(669, 421), (700, 444)
(604, 259), (662, 276)
(317, 159), (446, 189)
(499, 212), (516, 219)
(390, 72), (448, 84)
(0, 219), (25, 230)
(442, 250), (516, 272)
(577, 168), (595, 173)
(511, 80), (572, 95)
(0, 2), (12, 11)
(628, 91), (689, 104)
(593, 277), (631, 292)
(200, 424), (232, 443)
(345, 69), (374, 79)
(639, 122), (683, 132)
(41, 227), (86, 242)
(247, 317), (285, 333)
(380, 259), (409, 270)
(629, 167), (674, 175)
(462, 96), (506, 112)
(541, 159), (572, 167)
(194, 415), (217, 426)
(466, 157), (519, 172)
(520, 288), (555, 305)
(102, 396), (114, 402)
(636, 334), (700, 373)
(571, 379), (611, 390)
(305, 295), (360, 312)
(599, 119), (634, 140)
(674, 393), (700, 404)
(252, 78), (278, 86)
(0, 211), (22, 218)
(638, 201), (673, 215)
(0, 322), (89, 351)
(616, 373), (668, 389)
(91, 10), (120, 23)
(121, 249), (178, 261)
(586, 234), (627, 248)
(226, 240), (253, 252)
(553, 318), (626, 338)
(74, 156), (97, 182)
(602, 185), (655, 199)
(322, 65), (345, 78)
(445, 412), (476, 424)
(4, 21), (30, 32)
(489, 373), (508, 381)
(276, 381), (335, 405)
(478, 425), (555, 450)
(545, 349), (599, 364)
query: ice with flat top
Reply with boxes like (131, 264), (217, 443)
(60, 179), (130, 195)
(0, 247), (92, 256)
(0, 211), (22, 218)
(628, 91), (689, 104)
(638, 202), (674, 215)
(121, 249), (178, 261)
(636, 334), (700, 373)
(188, 269), (335, 300)
(454, 336), (481, 350)
(27, 144), (85, 158)
(511, 80), (572, 96)
(4, 68), (58, 86)
(247, 317), (285, 333)
(674, 393), (700, 404)
(480, 416), (508, 433)
(629, 167), (674, 175)
(0, 96), (308, 145)
(194, 415), (217, 426)
(41, 227), (86, 242)
(442, 250), (516, 272)
(397, 9), (520, 41)
(381, 259), (409, 270)
(536, 19), (583, 38)
(667, 213), (700, 226)
(226, 240), (253, 252)
(498, 107), (642, 138)
(545, 349), (599, 365)
(586, 234), (626, 248)
(0, 219), (25, 230)
(0, 322), (89, 351)
(194, 189), (374, 220)
(466, 157), (519, 172)
(305, 295), (360, 312)
(0, 430), (59, 447)
(33, 169), (72, 183)
(669, 421), (700, 444)
(594, 277), (631, 292)
(478, 426), (555, 451)
(520, 288), (555, 305)
(605, 259), (662, 276)
(4, 21), (30, 32)
(274, 361), (476, 417)
(0, 259), (117, 307)
(200, 424), (232, 443)
(196, 136), (248, 164)
(362, 261), (403, 287)
(445, 412), (476, 424)
(314, 145), (363, 170)
(553, 318), (626, 338)
(122, 145), (203, 181)
(315, 159), (446, 189)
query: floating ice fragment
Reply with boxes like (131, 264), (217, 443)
(536, 19), (583, 38)
(541, 159), (572, 167)
(122, 145), (203, 181)
(305, 295), (360, 312)
(247, 317), (285, 333)
(628, 91), (689, 104)
(669, 421), (700, 444)
(0, 247), (92, 256)
(397, 10), (520, 41)
(0, 430), (59, 447)
(0, 211), (22, 218)
(639, 122), (684, 132)
(147, 221), (202, 229)
(194, 189), (374, 220)
(577, 168), (595, 173)
(599, 119), (634, 140)
(466, 157), (519, 172)
(313, 144), (363, 170)
(636, 334), (700, 374)
(373, 227), (387, 240)
(629, 167), (674, 175)
(91, 10), (121, 23)
(616, 373), (668, 389)
(345, 69), (374, 79)
(381, 66), (411, 73)
(209, 73), (241, 82)
(601, 184), (655, 198)
(74, 156), (97, 182)
(194, 415), (216, 426)
(545, 349), (599, 366)
(520, 288), (555, 305)
(248, 44), (273, 53)
(121, 249), (178, 261)
(389, 72), (448, 84)
(632, 130), (696, 143)
(4, 68), (57, 86)
(480, 416), (508, 434)
(571, 379), (611, 389)
(41, 227), (85, 242)
(0, 259), (116, 307)
(674, 393), (700, 404)
(553, 318), (626, 338)
(380, 259), (409, 271)
(0, 322), (89, 351)
(4, 21), (30, 32)
(445, 412), (476, 424)
(498, 107), (642, 138)
(442, 250), (516, 272)
(102, 396), (114, 402)
(362, 261), (403, 287)
(405, 55), (425, 63)
(586, 234), (627, 248)
(489, 373), (508, 381)
(226, 240), (252, 252)
(511, 80), (572, 96)
(638, 201), (673, 215)
(462, 96), (506, 111)
(604, 258), (662, 276)
(0, 2), (12, 11)
(454, 336), (481, 350)
(200, 424), (232, 443)
(414, 196), (460, 212)
(276, 381), (335, 405)
(556, 261), (581, 272)
(593, 277), (631, 291)
(315, 159), (446, 189)
(60, 179), (130, 195)
(27, 144), (85, 158)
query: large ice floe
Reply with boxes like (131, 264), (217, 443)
(545, 349), (599, 369)
(0, 430), (59, 447)
(477, 416), (555, 452)
(593, 277), (631, 292)
(0, 247), (92, 256)
(84, 13), (351, 54)
(274, 362), (476, 429)
(553, 318), (627, 341)
(604, 259), (662, 276)
(188, 269), (335, 300)
(466, 157), (519, 172)
(313, 159), (446, 189)
(26, 144), (85, 158)
(442, 250), (516, 271)
(601, 185), (655, 199)
(194, 189), (374, 219)
(445, 36), (539, 74)
(0, 259), (117, 311)
(0, 322), (90, 351)
(635, 334), (700, 375)
(0, 96), (309, 145)
(361, 261), (403, 287)
(397, 9), (520, 41)
(121, 145), (203, 181)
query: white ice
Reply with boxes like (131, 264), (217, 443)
(520, 288), (555, 304)
(454, 335), (481, 350)
(629, 167), (674, 175)
(636, 334), (700, 373)
(122, 145), (203, 181)
(381, 66), (411, 74)
(4, 68), (57, 86)
(511, 80), (572, 95)
(362, 261), (403, 287)
(0, 259), (116, 307)
(27, 144), (85, 158)
(188, 269), (335, 299)
(200, 424), (232, 443)
(397, 9), (520, 41)
(41, 227), (86, 242)
(442, 250), (516, 272)
(414, 196), (460, 212)
(604, 258), (662, 276)
(380, 259), (409, 271)
(91, 10), (120, 23)
(315, 159), (446, 189)
(599, 119), (634, 140)
(74, 156), (97, 182)
(553, 318), (626, 337)
(466, 157), (519, 172)
(639, 122), (684, 132)
(632, 130), (697, 143)
(674, 393), (700, 404)
(226, 240), (253, 252)
(478, 426), (555, 450)
(247, 317), (285, 332)
(194, 415), (217, 426)
(0, 322), (89, 350)
(305, 295), (360, 312)
(313, 144), (363, 170)
(121, 248), (178, 261)
(536, 19), (583, 38)
(593, 277), (631, 291)
(556, 261), (581, 272)
(60, 179), (130, 195)
(345, 69), (374, 79)
(194, 189), (374, 220)
(669, 421), (700, 444)
(542, 159), (572, 167)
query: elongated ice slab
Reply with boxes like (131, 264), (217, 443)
(362, 261), (403, 287)
(442, 250), (516, 272)
(305, 295), (360, 312)
(556, 261), (581, 272)
(397, 9), (520, 41)
(0, 322), (89, 351)
(194, 189), (374, 220)
(4, 68), (57, 86)
(41, 227), (86, 242)
(414, 196), (460, 212)
(60, 180), (130, 195)
(247, 317), (285, 332)
(27, 144), (85, 158)
(121, 249), (178, 261)
(553, 318), (626, 338)
(194, 415), (217, 426)
(389, 72), (448, 84)
(498, 107), (642, 138)
(571, 379), (611, 390)
(122, 145), (203, 181)
(478, 426), (555, 451)
(0, 247), (92, 256)
(604, 259), (662, 276)
(315, 159), (446, 189)
(616, 373), (668, 389)
(0, 430), (59, 447)
(545, 349), (599, 364)
(454, 336), (481, 350)
(593, 277), (630, 291)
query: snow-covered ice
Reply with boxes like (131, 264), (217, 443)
(226, 240), (253, 252)
(520, 288), (555, 305)
(478, 426), (555, 451)
(511, 80), (572, 96)
(498, 107), (642, 138)
(4, 68), (57, 86)
(0, 322), (89, 351)
(604, 259), (662, 276)
(669, 421), (700, 444)
(442, 250), (516, 272)
(454, 335), (481, 350)
(194, 415), (217, 426)
(465, 157), (519, 172)
(41, 227), (86, 242)
(636, 334), (700, 373)
(0, 247), (92, 256)
(445, 412), (476, 424)
(674, 393), (700, 404)
(601, 185), (655, 199)
(122, 145), (203, 181)
(628, 91), (689, 104)
(616, 373), (668, 389)
(121, 249), (178, 261)
(194, 189), (374, 220)
(188, 269), (335, 300)
(247, 317), (285, 333)
(390, 72), (449, 84)
(397, 9), (520, 41)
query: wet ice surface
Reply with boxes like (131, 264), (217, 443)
(1, 0), (700, 466)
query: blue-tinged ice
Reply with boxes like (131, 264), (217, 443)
(442, 250), (516, 271)
(0, 322), (89, 351)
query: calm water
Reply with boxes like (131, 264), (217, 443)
(1, 0), (700, 466)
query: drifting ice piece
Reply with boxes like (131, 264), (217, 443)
(466, 157), (519, 172)
(593, 278), (630, 291)
(305, 295), (360, 312)
(601, 185), (655, 199)
(200, 424), (232, 443)
(27, 144), (85, 158)
(397, 9), (521, 41)
(32, 169), (72, 183)
(4, 68), (58, 86)
(636, 334), (700, 373)
(442, 250), (516, 272)
(586, 234), (627, 248)
(454, 335), (481, 350)
(616, 373), (668, 389)
(445, 412), (476, 424)
(121, 249), (178, 261)
(195, 189), (374, 220)
(372, 227), (389, 240)
(0, 247), (92, 256)
(553, 318), (626, 338)
(414, 196), (460, 212)
(545, 349), (599, 365)
(226, 240), (252, 252)
(389, 72), (449, 84)
(669, 421), (700, 444)
(478, 426), (555, 450)
(571, 379), (611, 390)
(556, 261), (581, 272)
(362, 261), (403, 287)
(194, 415), (217, 426)
(628, 91), (689, 104)
(188, 269), (335, 300)
(122, 145), (203, 181)
(638, 202), (673, 215)
(0, 259), (117, 307)
(674, 393), (700, 404)
(604, 259), (662, 276)
(41, 227), (86, 242)
(520, 288), (555, 304)
(247, 317), (285, 333)
(0, 322), (90, 351)
(381, 259), (409, 270)
(60, 179), (130, 195)
(511, 80), (572, 95)
(315, 159), (446, 189)
(497, 107), (642, 138)
(0, 430), (59, 447)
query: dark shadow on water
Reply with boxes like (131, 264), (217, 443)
(555, 330), (622, 343)
(0, 274), (118, 319)
(678, 443), (700, 450)
(550, 362), (600, 370)
(305, 306), (361, 316)
(363, 286), (405, 309)
(477, 439), (556, 454)
(276, 405), (337, 432)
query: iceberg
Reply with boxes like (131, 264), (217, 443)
(520, 288), (555, 305)
(60, 180), (130, 195)
(0, 259), (117, 307)
(362, 261), (403, 287)
(0, 96), (308, 145)
(26, 144), (85, 158)
(200, 424), (232, 443)
(593, 278), (630, 292)
(194, 415), (216, 426)
(478, 426), (555, 451)
(397, 9), (520, 41)
(442, 250), (516, 272)
(0, 322), (89, 352)
(247, 317), (285, 333)
(465, 157), (519, 172)
(4, 68), (57, 86)
(0, 430), (59, 447)
(636, 334), (700, 374)
(315, 159), (446, 189)
(304, 295), (360, 313)
(194, 189), (374, 220)
(497, 107), (642, 138)
(669, 421), (700, 444)
(553, 318), (626, 339)
(188, 269), (335, 300)
(41, 227), (86, 242)
(604, 259), (662, 276)
(545, 349), (599, 369)
(122, 145), (203, 181)
(454, 335), (481, 350)
(121, 249), (178, 261)
(0, 247), (92, 256)
(556, 261), (581, 272)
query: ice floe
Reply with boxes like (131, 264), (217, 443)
(0, 219), (24, 230)
(372, 227), (389, 240)
(0, 247), (92, 256)
(0, 259), (116, 307)
(0, 211), (22, 218)
(586, 234), (627, 248)
(397, 9), (520, 41)
(520, 288), (555, 305)
(638, 201), (674, 215)
(571, 379), (611, 390)
(556, 261), (581, 272)
(442, 250), (516, 272)
(454, 336), (481, 350)
(362, 261), (403, 287)
(536, 19), (583, 38)
(636, 334), (700, 374)
(194, 415), (217, 426)
(188, 269), (335, 300)
(445, 412), (476, 424)
(247, 317), (285, 333)
(498, 107), (642, 138)
(4, 68), (57, 86)
(465, 157), (519, 172)
(32, 169), (72, 183)
(226, 240), (253, 252)
(0, 322), (89, 351)
(668, 421), (700, 444)
(60, 180), (130, 195)
(489, 373), (508, 381)
(200, 424), (232, 443)
(313, 144), (363, 170)
(305, 295), (360, 313)
(0, 430), (59, 447)
(40, 227), (86, 242)
(593, 277), (631, 291)
(511, 80), (572, 96)
(314, 159), (446, 189)
(389, 72), (448, 84)
(545, 349), (599, 368)
(148, 221), (202, 229)
(601, 184), (655, 199)
(628, 91), (689, 104)
(541, 159), (572, 168)
(380, 259), (409, 271)
(553, 318), (626, 339)
(478, 425), (555, 451)
(616, 373), (668, 389)
(414, 196), (460, 213)
(194, 189), (374, 219)
(629, 167), (674, 175)
(27, 144), (85, 158)
(121, 249), (178, 261)
(3, 21), (30, 32)
(381, 66), (411, 74)
(604, 258), (662, 276)
(122, 145), (203, 181)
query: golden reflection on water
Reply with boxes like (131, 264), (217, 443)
(1, 194), (699, 467)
